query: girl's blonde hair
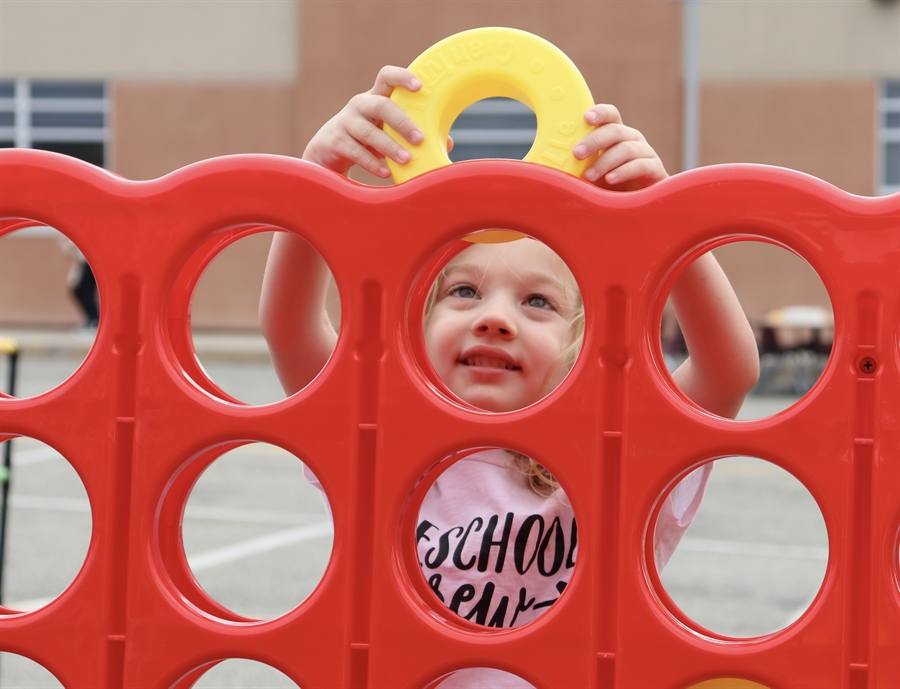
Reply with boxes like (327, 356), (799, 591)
(423, 236), (585, 496)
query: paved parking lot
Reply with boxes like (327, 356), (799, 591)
(0, 339), (829, 687)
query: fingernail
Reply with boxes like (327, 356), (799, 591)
(585, 111), (598, 124)
(378, 166), (391, 177)
(409, 77), (422, 90)
(396, 149), (411, 163)
(409, 129), (424, 145)
(573, 144), (588, 159)
(584, 168), (598, 181)
(606, 172), (619, 183)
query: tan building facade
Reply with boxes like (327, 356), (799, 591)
(1, 0), (898, 329)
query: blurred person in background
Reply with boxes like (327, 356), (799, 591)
(59, 235), (99, 330)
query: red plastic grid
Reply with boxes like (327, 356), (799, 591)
(0, 148), (897, 688)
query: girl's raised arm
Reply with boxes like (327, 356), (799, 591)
(259, 66), (426, 394)
(573, 109), (758, 417)
(259, 232), (336, 396)
(670, 253), (760, 419)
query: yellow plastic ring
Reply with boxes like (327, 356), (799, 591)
(685, 681), (771, 689)
(385, 27), (597, 184)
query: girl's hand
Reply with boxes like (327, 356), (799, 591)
(302, 66), (426, 178)
(572, 104), (668, 190)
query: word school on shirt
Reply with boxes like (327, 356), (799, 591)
(416, 511), (578, 628)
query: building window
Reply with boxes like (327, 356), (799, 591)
(0, 79), (107, 168)
(448, 97), (537, 162)
(879, 79), (900, 196)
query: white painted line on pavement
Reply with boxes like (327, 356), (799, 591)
(188, 523), (332, 572)
(8, 495), (88, 512)
(8, 496), (320, 526)
(184, 505), (312, 525)
(2, 522), (332, 611)
(9, 497), (825, 563)
(679, 537), (828, 561)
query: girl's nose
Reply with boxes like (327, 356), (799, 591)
(472, 301), (517, 339)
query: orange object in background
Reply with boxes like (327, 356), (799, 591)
(0, 148), (897, 688)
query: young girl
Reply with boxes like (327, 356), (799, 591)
(260, 66), (759, 684)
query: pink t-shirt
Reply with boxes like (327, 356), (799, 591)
(306, 449), (710, 688)
(416, 449), (576, 629)
(415, 449), (710, 625)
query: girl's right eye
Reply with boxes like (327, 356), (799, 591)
(448, 284), (478, 299)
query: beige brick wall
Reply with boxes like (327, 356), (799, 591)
(111, 83), (296, 181)
(0, 0), (297, 81)
(1, 1), (889, 330)
(700, 80), (877, 196)
(699, 0), (900, 82)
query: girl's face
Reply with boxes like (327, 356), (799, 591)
(424, 240), (579, 412)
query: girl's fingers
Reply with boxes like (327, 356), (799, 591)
(602, 157), (665, 186)
(590, 139), (653, 176)
(573, 107), (668, 188)
(371, 65), (423, 97)
(310, 65), (427, 176)
(345, 115), (412, 165)
(333, 135), (391, 177)
(320, 133), (386, 177)
(573, 123), (641, 160)
(584, 140), (668, 187)
(313, 115), (391, 177)
(356, 94), (424, 145)
(583, 104), (623, 128)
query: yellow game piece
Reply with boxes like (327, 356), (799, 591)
(385, 27), (597, 184)
(685, 680), (770, 689)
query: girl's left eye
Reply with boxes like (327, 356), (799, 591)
(525, 294), (553, 309)
(448, 284), (478, 299)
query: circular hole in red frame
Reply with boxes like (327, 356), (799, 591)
(159, 441), (333, 622)
(403, 446), (578, 633)
(188, 658), (299, 688)
(169, 225), (341, 406)
(0, 221), (100, 398)
(648, 455), (830, 640)
(654, 238), (835, 421)
(424, 666), (537, 689)
(408, 230), (585, 414)
(0, 435), (92, 616)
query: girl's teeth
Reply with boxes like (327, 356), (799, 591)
(468, 357), (514, 370)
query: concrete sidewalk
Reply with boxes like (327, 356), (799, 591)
(0, 325), (272, 362)
(0, 326), (282, 404)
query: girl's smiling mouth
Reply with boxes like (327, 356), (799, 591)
(458, 347), (521, 371)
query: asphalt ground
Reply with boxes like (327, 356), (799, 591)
(0, 333), (828, 688)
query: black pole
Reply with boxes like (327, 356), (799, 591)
(0, 345), (19, 607)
